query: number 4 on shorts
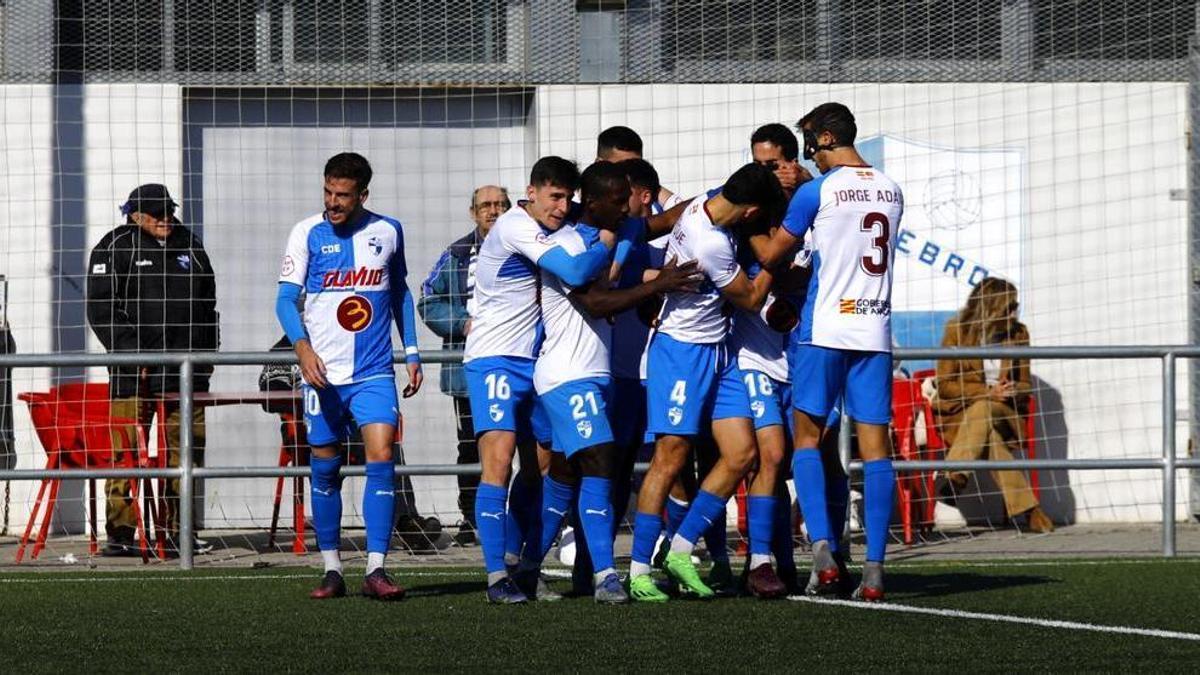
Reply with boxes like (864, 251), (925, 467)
(670, 380), (687, 406)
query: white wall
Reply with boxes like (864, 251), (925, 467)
(0, 84), (54, 526)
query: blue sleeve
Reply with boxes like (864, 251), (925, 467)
(390, 220), (420, 364)
(613, 217), (646, 269)
(782, 179), (821, 238)
(391, 280), (421, 364)
(275, 282), (307, 345)
(536, 241), (611, 287)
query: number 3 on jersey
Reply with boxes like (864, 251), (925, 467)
(484, 373), (511, 400)
(860, 212), (890, 276)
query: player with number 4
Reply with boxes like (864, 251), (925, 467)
(751, 102), (905, 602)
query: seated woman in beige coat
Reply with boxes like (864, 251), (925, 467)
(933, 277), (1053, 533)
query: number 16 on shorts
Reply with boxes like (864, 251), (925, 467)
(463, 356), (536, 435)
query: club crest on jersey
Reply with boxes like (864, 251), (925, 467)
(668, 406), (683, 426)
(751, 400), (765, 419)
(489, 403), (504, 423)
(368, 236), (383, 256)
(176, 254), (191, 270)
(576, 419), (593, 439)
(336, 295), (373, 332)
(322, 267), (384, 288)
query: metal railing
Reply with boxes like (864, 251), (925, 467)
(1, 345), (1197, 568)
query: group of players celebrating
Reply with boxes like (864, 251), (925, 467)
(277, 101), (903, 605)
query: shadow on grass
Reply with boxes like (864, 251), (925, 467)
(404, 581), (483, 598)
(885, 571), (1059, 599)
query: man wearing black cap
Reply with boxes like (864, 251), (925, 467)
(86, 183), (219, 556)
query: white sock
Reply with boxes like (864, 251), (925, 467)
(487, 570), (508, 586)
(504, 552), (520, 567)
(321, 549), (342, 574)
(630, 561), (652, 578)
(366, 552), (385, 575)
(593, 567), (617, 586)
(669, 533), (694, 555)
(750, 553), (772, 568)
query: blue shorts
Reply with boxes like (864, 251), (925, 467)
(610, 376), (647, 448)
(791, 344), (892, 425)
(528, 397), (552, 446)
(645, 333), (728, 438)
(464, 356), (539, 437)
(540, 377), (615, 456)
(714, 366), (789, 431)
(302, 378), (398, 447)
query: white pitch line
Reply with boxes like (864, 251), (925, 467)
(790, 596), (1200, 642)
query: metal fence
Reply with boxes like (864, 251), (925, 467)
(1, 345), (1197, 569)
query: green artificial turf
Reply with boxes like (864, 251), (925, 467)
(2, 559), (1198, 672)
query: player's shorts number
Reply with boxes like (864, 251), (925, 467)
(336, 295), (373, 332)
(484, 373), (511, 400)
(304, 388), (321, 416)
(743, 372), (774, 397)
(670, 380), (687, 405)
(569, 391), (600, 420)
(860, 212), (890, 276)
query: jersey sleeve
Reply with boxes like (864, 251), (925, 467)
(695, 231), (741, 289)
(279, 220), (312, 286)
(504, 219), (558, 262)
(781, 179), (822, 239)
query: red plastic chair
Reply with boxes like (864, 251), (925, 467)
(17, 384), (153, 562)
(891, 377), (927, 544)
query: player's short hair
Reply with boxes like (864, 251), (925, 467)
(580, 161), (629, 203)
(750, 123), (799, 161)
(797, 102), (857, 147)
(722, 162), (787, 223)
(616, 158), (660, 195)
(530, 156), (581, 192)
(596, 126), (643, 159)
(324, 152), (373, 192)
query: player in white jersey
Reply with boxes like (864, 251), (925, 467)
(753, 103), (904, 601)
(462, 157), (619, 603)
(508, 162), (701, 604)
(626, 163), (787, 602)
(274, 153), (422, 601)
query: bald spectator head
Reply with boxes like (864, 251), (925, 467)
(469, 185), (510, 238)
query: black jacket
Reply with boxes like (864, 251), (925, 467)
(86, 223), (219, 398)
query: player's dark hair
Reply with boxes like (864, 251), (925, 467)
(616, 158), (660, 195)
(324, 152), (373, 192)
(750, 123), (799, 161)
(596, 125), (643, 159)
(529, 156), (581, 192)
(722, 162), (787, 224)
(797, 102), (857, 147)
(580, 161), (629, 204)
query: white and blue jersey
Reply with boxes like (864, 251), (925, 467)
(783, 165), (904, 424)
(279, 210), (418, 386)
(645, 197), (741, 437)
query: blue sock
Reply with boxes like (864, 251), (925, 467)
(826, 471), (850, 554)
(792, 449), (832, 544)
(631, 512), (663, 565)
(475, 482), (509, 574)
(702, 506), (729, 562)
(504, 476), (538, 561)
(675, 490), (726, 548)
(578, 477), (615, 573)
(665, 496), (688, 541)
(771, 494), (796, 573)
(747, 496), (776, 556)
(530, 476), (575, 564)
(362, 461), (396, 555)
(309, 455), (343, 551)
(863, 459), (896, 563)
